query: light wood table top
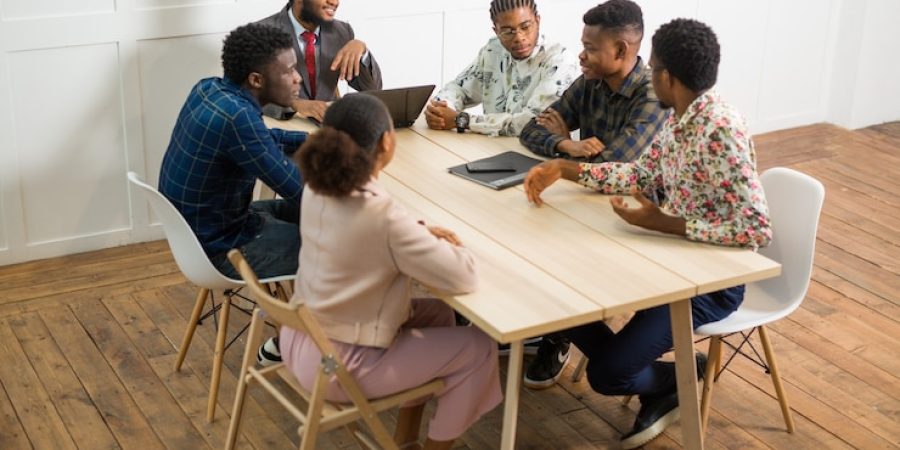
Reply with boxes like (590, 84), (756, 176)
(265, 114), (781, 450)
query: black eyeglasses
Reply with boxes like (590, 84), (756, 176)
(497, 21), (534, 40)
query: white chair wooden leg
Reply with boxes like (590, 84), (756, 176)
(174, 288), (209, 371)
(700, 335), (722, 431)
(758, 325), (795, 433)
(207, 294), (232, 422)
(571, 355), (588, 382)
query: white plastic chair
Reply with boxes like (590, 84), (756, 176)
(127, 171), (294, 422)
(696, 167), (825, 432)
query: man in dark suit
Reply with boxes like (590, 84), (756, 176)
(257, 0), (382, 121)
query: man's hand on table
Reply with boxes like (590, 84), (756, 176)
(610, 188), (686, 236)
(292, 99), (328, 122)
(425, 100), (458, 130)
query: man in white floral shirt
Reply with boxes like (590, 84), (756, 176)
(424, 0), (578, 137)
(524, 18), (772, 449)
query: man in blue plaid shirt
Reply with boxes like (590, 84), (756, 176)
(517, 0), (668, 391)
(159, 23), (307, 280)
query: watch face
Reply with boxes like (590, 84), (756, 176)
(455, 112), (469, 132)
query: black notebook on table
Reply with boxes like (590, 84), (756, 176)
(448, 151), (543, 190)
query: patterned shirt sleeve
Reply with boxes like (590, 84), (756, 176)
(270, 128), (307, 156)
(575, 138), (662, 195)
(686, 126), (772, 249)
(227, 108), (306, 202)
(435, 49), (486, 112)
(469, 50), (578, 137)
(519, 77), (583, 156)
(597, 96), (667, 163)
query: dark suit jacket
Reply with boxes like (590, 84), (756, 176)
(256, 4), (383, 118)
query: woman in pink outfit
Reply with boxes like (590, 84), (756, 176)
(281, 93), (502, 450)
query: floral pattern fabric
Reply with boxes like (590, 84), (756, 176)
(435, 35), (578, 137)
(576, 91), (772, 249)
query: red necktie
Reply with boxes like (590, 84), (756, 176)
(301, 31), (317, 99)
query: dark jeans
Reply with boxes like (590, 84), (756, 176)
(565, 285), (745, 399)
(210, 199), (301, 280)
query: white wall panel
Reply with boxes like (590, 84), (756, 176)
(848, 0), (900, 129)
(1, 0), (114, 20)
(0, 55), (12, 253)
(757, 0), (833, 131)
(137, 33), (225, 186)
(697, 0), (769, 133)
(352, 14), (443, 90)
(137, 0), (233, 11)
(441, 9), (495, 85)
(8, 43), (130, 245)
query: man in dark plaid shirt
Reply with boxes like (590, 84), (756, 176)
(519, 0), (667, 165)
(517, 0), (669, 392)
(159, 23), (307, 280)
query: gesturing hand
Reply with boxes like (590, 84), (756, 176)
(610, 188), (687, 236)
(536, 108), (569, 137)
(424, 100), (458, 130)
(330, 39), (367, 81)
(523, 161), (562, 206)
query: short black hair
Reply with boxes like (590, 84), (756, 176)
(221, 23), (294, 84)
(489, 0), (538, 22)
(583, 0), (643, 38)
(651, 18), (721, 93)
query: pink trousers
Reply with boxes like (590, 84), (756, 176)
(280, 298), (502, 441)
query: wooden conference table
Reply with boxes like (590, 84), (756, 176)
(264, 114), (781, 450)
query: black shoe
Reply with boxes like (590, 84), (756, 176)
(523, 335), (570, 389)
(621, 389), (680, 449)
(257, 336), (282, 367)
(621, 352), (708, 449)
(498, 337), (543, 356)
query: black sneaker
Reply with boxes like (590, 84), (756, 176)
(620, 352), (708, 449)
(257, 336), (282, 367)
(498, 337), (543, 356)
(523, 335), (570, 389)
(621, 389), (680, 449)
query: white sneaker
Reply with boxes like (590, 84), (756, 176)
(257, 336), (281, 367)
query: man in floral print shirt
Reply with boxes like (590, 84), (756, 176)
(524, 18), (771, 449)
(425, 0), (578, 137)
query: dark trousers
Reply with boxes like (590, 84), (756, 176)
(565, 285), (745, 399)
(210, 199), (301, 280)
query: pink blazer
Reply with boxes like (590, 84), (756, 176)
(294, 179), (478, 348)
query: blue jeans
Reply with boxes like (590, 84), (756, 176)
(565, 285), (745, 399)
(210, 199), (300, 280)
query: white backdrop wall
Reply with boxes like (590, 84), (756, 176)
(0, 0), (898, 265)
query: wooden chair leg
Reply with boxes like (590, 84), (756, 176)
(300, 371), (330, 450)
(758, 325), (795, 433)
(571, 355), (588, 382)
(700, 335), (722, 431)
(225, 309), (266, 449)
(174, 288), (209, 371)
(207, 293), (232, 422)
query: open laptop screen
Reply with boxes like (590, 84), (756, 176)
(362, 85), (435, 128)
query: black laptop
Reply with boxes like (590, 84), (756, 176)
(362, 85), (436, 128)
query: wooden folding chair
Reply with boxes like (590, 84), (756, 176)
(225, 250), (445, 450)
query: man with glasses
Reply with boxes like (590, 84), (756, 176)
(517, 0), (668, 391)
(425, 0), (577, 136)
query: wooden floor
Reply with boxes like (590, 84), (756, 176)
(1, 122), (898, 450)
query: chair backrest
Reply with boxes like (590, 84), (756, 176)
(127, 171), (241, 290)
(228, 250), (401, 441)
(756, 167), (825, 307)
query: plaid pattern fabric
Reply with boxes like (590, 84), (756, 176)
(159, 77), (306, 257)
(519, 58), (668, 163)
